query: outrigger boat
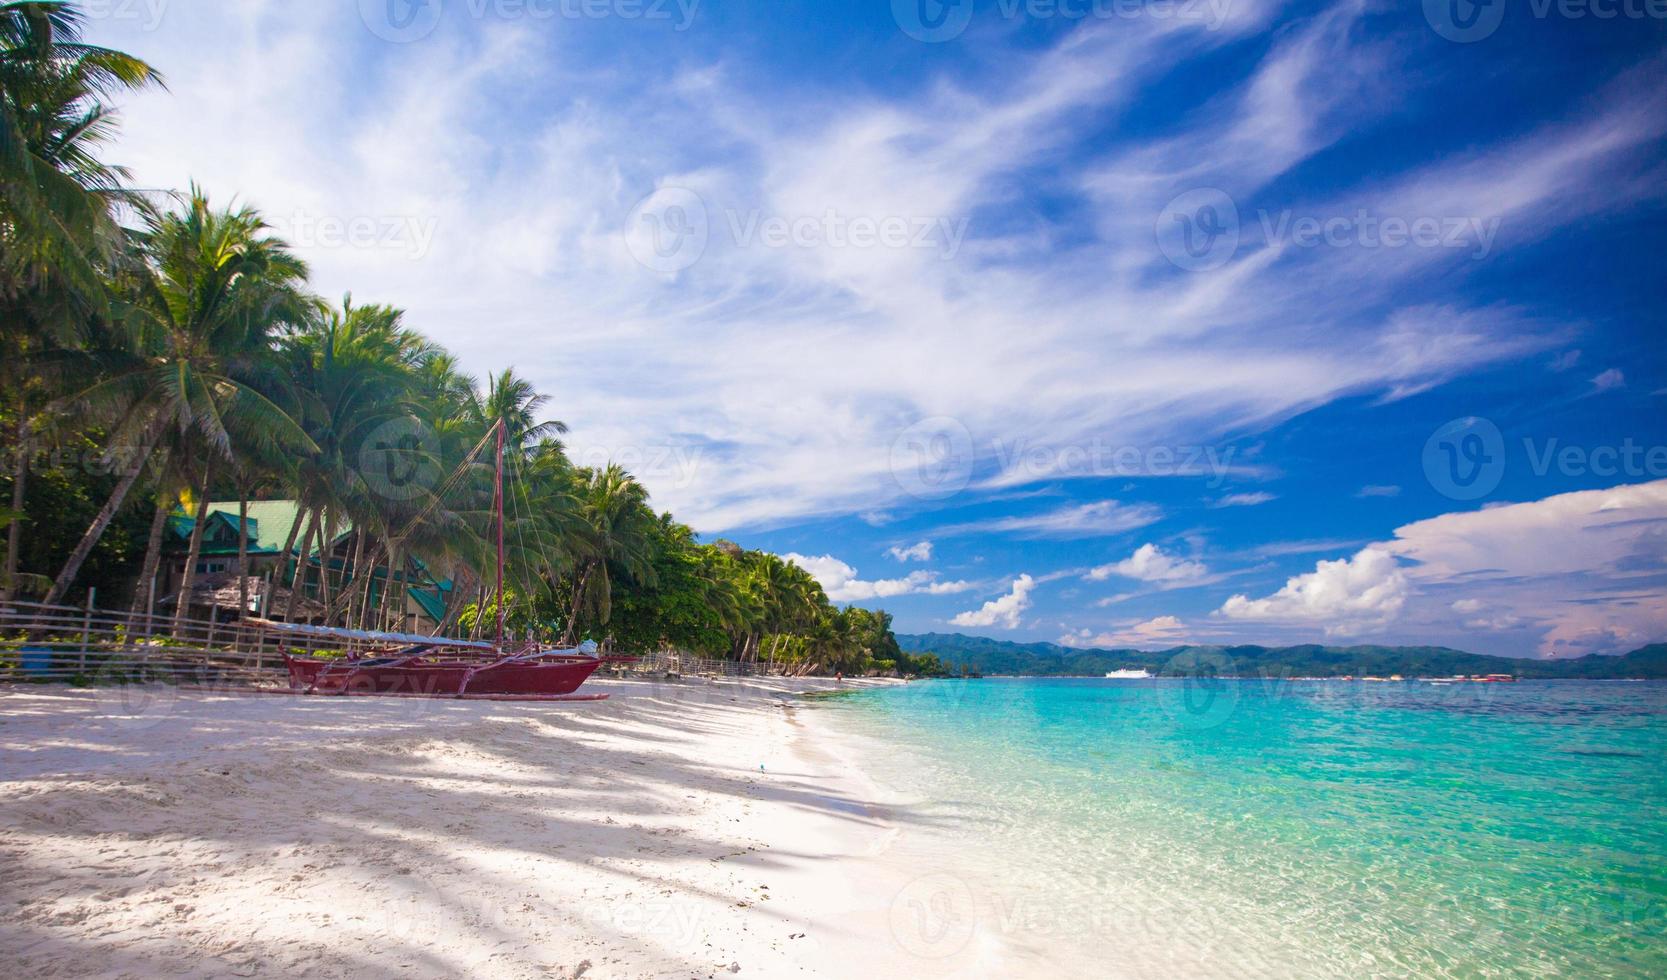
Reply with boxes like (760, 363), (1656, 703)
(253, 420), (610, 701)
(259, 620), (604, 698)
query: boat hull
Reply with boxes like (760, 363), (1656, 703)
(285, 654), (601, 697)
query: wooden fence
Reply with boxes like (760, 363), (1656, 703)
(0, 598), (366, 687)
(0, 599), (776, 688)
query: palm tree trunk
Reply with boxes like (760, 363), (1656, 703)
(341, 531), (366, 627)
(380, 540), (400, 631)
(128, 445), (176, 614)
(1, 413), (28, 603)
(173, 467), (215, 631)
(284, 507), (319, 622)
(44, 425), (162, 607)
(315, 515), (335, 613)
(560, 562), (593, 646)
(131, 494), (171, 615)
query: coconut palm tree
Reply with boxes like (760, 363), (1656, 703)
(1, 0), (158, 600)
(39, 188), (316, 608)
(560, 463), (658, 645)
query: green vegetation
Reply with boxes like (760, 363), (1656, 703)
(0, 2), (911, 675)
(899, 634), (1667, 679)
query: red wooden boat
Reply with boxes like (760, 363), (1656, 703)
(279, 642), (602, 697)
(253, 420), (609, 701)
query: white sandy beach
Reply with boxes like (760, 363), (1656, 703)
(0, 678), (993, 979)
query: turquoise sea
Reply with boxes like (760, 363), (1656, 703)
(827, 679), (1667, 978)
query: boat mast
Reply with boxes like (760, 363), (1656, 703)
(494, 419), (506, 649)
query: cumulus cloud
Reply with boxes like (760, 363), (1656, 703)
(951, 575), (1036, 630)
(781, 554), (972, 603)
(1219, 547), (1409, 636)
(1087, 544), (1209, 584)
(1061, 615), (1190, 649)
(1384, 480), (1667, 657)
(887, 541), (933, 562)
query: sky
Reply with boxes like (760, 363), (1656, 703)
(83, 0), (1667, 659)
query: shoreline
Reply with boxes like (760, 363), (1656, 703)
(0, 677), (933, 978)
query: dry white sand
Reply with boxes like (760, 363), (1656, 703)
(0, 677), (979, 979)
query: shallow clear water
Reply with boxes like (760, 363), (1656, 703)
(828, 679), (1667, 978)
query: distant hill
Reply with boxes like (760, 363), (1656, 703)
(896, 633), (1667, 680)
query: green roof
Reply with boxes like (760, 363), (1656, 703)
(170, 501), (350, 556)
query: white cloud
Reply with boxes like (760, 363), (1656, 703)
(887, 541), (933, 562)
(1219, 547), (1409, 636)
(1212, 492), (1278, 508)
(1061, 615), (1189, 649)
(1088, 543), (1209, 584)
(1384, 480), (1667, 657)
(951, 575), (1036, 630)
(1356, 485), (1402, 498)
(942, 500), (1162, 539)
(1591, 368), (1626, 393)
(80, 6), (1667, 533)
(781, 554), (972, 603)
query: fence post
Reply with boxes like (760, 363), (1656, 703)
(80, 588), (94, 675)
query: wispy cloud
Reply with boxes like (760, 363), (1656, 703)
(939, 500), (1163, 539)
(1211, 492), (1278, 509)
(84, 4), (1667, 538)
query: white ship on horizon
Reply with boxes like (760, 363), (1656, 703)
(1104, 669), (1154, 679)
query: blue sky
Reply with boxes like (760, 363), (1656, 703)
(86, 0), (1666, 658)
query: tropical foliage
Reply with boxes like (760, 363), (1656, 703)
(0, 1), (920, 676)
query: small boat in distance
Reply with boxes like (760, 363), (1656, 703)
(1104, 668), (1153, 679)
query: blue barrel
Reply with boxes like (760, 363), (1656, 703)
(20, 647), (55, 677)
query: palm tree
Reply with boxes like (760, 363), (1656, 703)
(1, 0), (158, 599)
(39, 188), (316, 608)
(560, 464), (658, 645)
